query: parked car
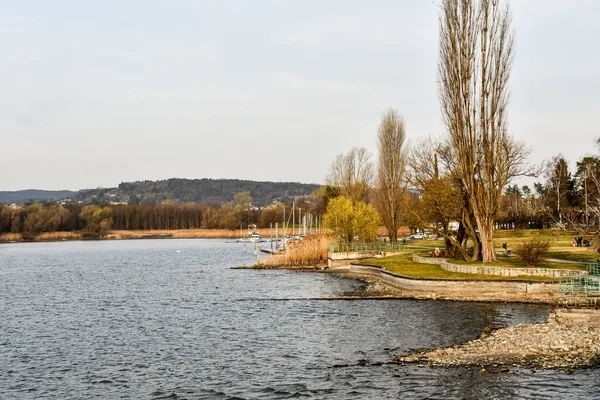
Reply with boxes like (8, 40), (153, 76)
(411, 233), (426, 240)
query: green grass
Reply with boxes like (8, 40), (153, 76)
(545, 250), (598, 263)
(493, 229), (580, 239)
(489, 230), (598, 263)
(493, 229), (596, 249)
(449, 255), (585, 271)
(361, 252), (557, 282)
(390, 230), (596, 272)
(494, 236), (575, 248)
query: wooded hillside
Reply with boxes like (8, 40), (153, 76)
(0, 190), (75, 204)
(69, 178), (320, 206)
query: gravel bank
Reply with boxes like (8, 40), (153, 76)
(396, 313), (600, 371)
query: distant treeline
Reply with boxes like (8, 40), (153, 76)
(0, 197), (321, 238)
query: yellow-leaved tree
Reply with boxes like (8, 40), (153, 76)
(80, 205), (113, 237)
(324, 196), (381, 243)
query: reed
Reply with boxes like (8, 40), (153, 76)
(36, 232), (82, 241)
(0, 233), (22, 242)
(108, 228), (275, 239)
(260, 234), (330, 267)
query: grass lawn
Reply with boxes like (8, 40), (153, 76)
(403, 239), (445, 248)
(481, 229), (597, 263)
(495, 238), (574, 248)
(494, 230), (597, 249)
(449, 255), (586, 271)
(545, 250), (598, 263)
(393, 230), (597, 267)
(361, 252), (557, 282)
(493, 230), (580, 239)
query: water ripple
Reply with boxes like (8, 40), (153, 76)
(1, 239), (598, 399)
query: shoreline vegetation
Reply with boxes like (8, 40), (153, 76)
(0, 228), (277, 243)
(256, 235), (330, 268)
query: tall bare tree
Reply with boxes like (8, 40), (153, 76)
(375, 109), (408, 242)
(326, 147), (375, 204)
(576, 139), (600, 229)
(545, 155), (572, 228)
(438, 0), (529, 262)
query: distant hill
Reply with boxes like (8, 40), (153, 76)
(0, 190), (75, 205)
(69, 178), (321, 206)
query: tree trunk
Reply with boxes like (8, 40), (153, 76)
(388, 222), (398, 242)
(476, 217), (497, 262)
(557, 189), (562, 225)
(444, 224), (453, 256)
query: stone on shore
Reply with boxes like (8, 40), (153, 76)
(396, 311), (600, 370)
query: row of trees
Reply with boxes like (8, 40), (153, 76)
(0, 191), (319, 237)
(322, 108), (407, 245)
(322, 0), (600, 264)
(499, 152), (600, 230)
(0, 204), (113, 238)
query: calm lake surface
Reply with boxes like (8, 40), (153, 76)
(1, 239), (599, 399)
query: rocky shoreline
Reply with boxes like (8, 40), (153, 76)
(348, 274), (600, 371)
(396, 312), (600, 371)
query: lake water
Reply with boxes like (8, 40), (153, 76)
(1, 239), (599, 399)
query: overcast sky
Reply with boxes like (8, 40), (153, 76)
(1, 1), (599, 191)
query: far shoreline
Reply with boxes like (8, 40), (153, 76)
(0, 228), (278, 244)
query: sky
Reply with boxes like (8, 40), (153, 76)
(1, 0), (599, 191)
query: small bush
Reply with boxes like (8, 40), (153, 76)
(514, 239), (551, 266)
(20, 231), (37, 241)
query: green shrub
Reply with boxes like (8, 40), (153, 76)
(514, 239), (551, 266)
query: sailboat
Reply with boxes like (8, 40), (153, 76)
(248, 224), (261, 243)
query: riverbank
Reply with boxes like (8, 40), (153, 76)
(396, 310), (600, 371)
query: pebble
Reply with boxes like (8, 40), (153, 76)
(396, 317), (600, 371)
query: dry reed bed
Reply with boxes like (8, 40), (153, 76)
(36, 232), (82, 241)
(0, 233), (22, 242)
(0, 231), (83, 242)
(0, 228), (280, 242)
(109, 228), (276, 239)
(260, 235), (330, 268)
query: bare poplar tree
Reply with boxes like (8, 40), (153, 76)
(438, 0), (528, 262)
(326, 147), (375, 203)
(375, 109), (407, 242)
